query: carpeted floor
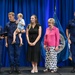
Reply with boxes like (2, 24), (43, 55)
(0, 67), (75, 75)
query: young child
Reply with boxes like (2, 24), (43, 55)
(12, 13), (25, 46)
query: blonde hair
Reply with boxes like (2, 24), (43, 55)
(48, 18), (55, 25)
(17, 13), (23, 18)
(8, 12), (15, 16)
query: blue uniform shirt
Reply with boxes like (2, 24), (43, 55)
(67, 19), (75, 42)
(0, 26), (2, 35)
(0, 26), (3, 42)
(5, 21), (20, 44)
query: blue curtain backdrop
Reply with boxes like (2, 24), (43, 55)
(0, 0), (75, 67)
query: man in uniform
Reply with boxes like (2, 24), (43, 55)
(66, 12), (75, 73)
(0, 26), (4, 73)
(5, 12), (21, 74)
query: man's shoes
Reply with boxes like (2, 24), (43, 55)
(71, 68), (75, 73)
(9, 66), (14, 74)
(0, 68), (2, 74)
(15, 69), (21, 74)
(15, 66), (21, 74)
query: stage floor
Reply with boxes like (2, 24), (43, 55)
(0, 67), (75, 75)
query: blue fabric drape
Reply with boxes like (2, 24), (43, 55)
(0, 0), (75, 67)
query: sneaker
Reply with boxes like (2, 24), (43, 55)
(43, 69), (48, 72)
(50, 69), (57, 73)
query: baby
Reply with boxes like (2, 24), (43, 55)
(12, 13), (25, 46)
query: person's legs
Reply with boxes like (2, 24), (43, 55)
(49, 47), (57, 73)
(0, 44), (2, 73)
(44, 50), (50, 72)
(31, 62), (35, 73)
(14, 44), (21, 73)
(12, 28), (20, 44)
(19, 34), (23, 46)
(8, 44), (15, 74)
(70, 43), (75, 73)
(21, 29), (25, 33)
(34, 62), (38, 73)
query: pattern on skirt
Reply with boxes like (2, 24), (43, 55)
(45, 47), (57, 70)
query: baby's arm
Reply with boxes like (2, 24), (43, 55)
(19, 19), (25, 26)
(16, 19), (19, 24)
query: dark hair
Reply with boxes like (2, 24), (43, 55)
(28, 15), (39, 30)
(31, 15), (38, 24)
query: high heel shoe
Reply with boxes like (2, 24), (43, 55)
(35, 69), (38, 73)
(31, 69), (34, 73)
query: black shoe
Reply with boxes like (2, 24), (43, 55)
(0, 68), (2, 74)
(15, 67), (21, 74)
(9, 66), (14, 74)
(71, 68), (75, 73)
(15, 70), (21, 74)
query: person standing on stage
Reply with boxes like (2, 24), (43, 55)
(44, 18), (60, 73)
(0, 26), (4, 73)
(5, 12), (21, 74)
(66, 12), (75, 73)
(26, 15), (42, 73)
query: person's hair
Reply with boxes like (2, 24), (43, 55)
(48, 18), (55, 25)
(17, 13), (23, 18)
(28, 15), (38, 29)
(8, 12), (15, 16)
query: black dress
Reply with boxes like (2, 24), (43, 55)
(27, 24), (41, 62)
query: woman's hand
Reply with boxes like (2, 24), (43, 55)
(55, 46), (59, 51)
(44, 45), (47, 50)
(32, 42), (36, 46)
(28, 41), (36, 46)
(68, 38), (71, 44)
(5, 42), (8, 47)
(28, 41), (33, 46)
(0, 36), (4, 39)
